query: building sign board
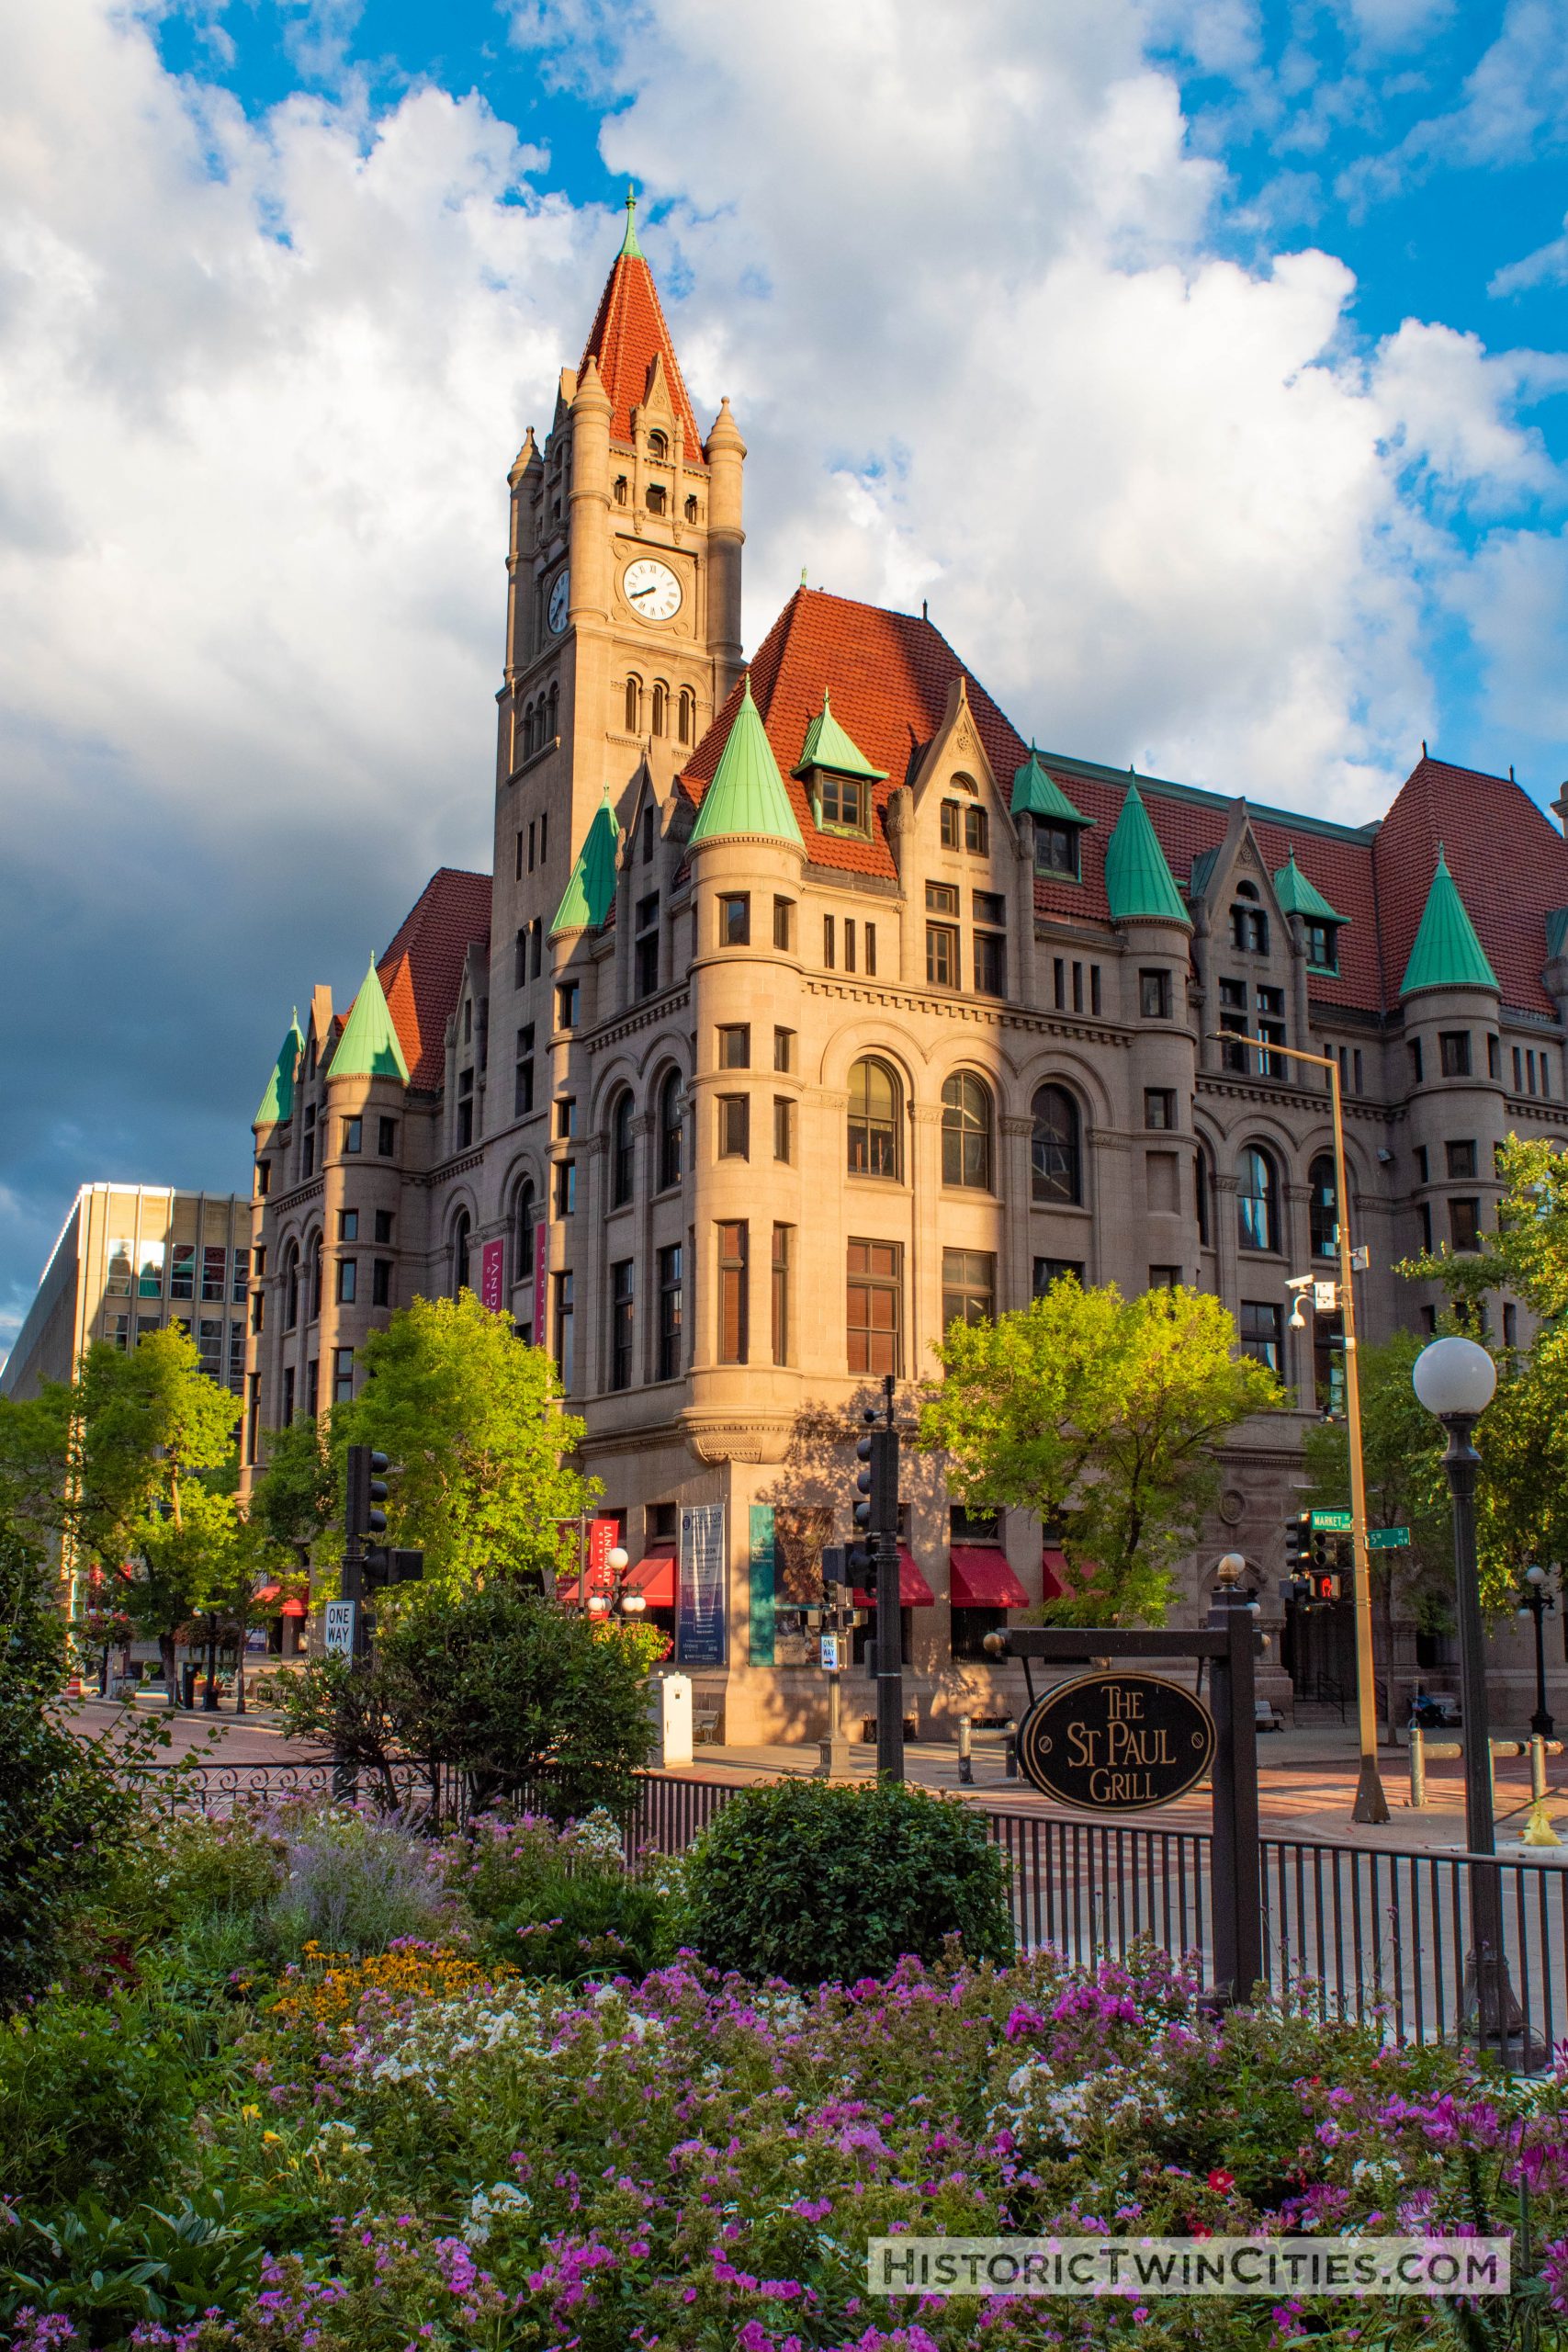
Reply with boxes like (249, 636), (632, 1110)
(679, 1503), (727, 1667)
(480, 1237), (505, 1312)
(1366, 1527), (1411, 1551)
(1310, 1510), (1353, 1532)
(1017, 1671), (1215, 1812)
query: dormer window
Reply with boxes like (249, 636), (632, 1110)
(1034, 820), (1080, 879)
(817, 773), (870, 834)
(648, 430), (669, 461)
(1305, 921), (1339, 972)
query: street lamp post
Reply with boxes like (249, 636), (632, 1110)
(584, 1544), (647, 1622)
(1210, 1029), (1389, 1824)
(1517, 1564), (1556, 1739)
(1412, 1335), (1529, 2048)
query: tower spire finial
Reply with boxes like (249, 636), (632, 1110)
(619, 180), (644, 260)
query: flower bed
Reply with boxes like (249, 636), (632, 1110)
(5, 1799), (1568, 2349)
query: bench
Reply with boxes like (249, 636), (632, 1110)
(694, 1707), (723, 1746)
(1255, 1698), (1285, 1734)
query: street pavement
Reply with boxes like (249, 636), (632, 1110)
(69, 1696), (1568, 1854)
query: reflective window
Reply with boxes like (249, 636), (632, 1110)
(848, 1057), (901, 1180)
(942, 1073), (993, 1190)
(1031, 1084), (1081, 1204)
(1237, 1148), (1279, 1252)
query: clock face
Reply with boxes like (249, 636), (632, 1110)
(547, 570), (570, 634)
(623, 557), (682, 622)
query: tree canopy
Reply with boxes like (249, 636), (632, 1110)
(330, 1294), (596, 1589)
(918, 1279), (1280, 1624)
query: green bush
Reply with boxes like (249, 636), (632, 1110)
(0, 1994), (190, 2209)
(263, 1804), (458, 1962)
(98, 1806), (286, 1946)
(503, 1870), (676, 1981)
(680, 1777), (1014, 1984)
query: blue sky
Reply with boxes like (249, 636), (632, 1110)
(3, 0), (1568, 1356)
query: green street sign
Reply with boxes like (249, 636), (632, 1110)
(1366, 1527), (1411, 1551)
(1311, 1510), (1353, 1532)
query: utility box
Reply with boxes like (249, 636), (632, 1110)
(649, 1673), (693, 1769)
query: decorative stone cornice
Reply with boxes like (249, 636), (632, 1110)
(586, 989), (690, 1055)
(679, 1410), (795, 1465)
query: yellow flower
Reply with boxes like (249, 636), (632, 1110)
(263, 2131), (284, 2144)
(241, 2105), (260, 2121)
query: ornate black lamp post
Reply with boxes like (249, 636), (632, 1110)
(585, 1544), (647, 1622)
(1516, 1564), (1556, 1739)
(1412, 1336), (1531, 2049)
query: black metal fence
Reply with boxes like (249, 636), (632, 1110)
(133, 1759), (1568, 2054)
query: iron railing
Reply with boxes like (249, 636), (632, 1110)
(130, 1759), (1568, 2053)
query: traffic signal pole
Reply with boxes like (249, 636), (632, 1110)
(1213, 1029), (1389, 1825)
(855, 1374), (904, 1782)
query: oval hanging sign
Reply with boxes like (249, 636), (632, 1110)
(1017, 1671), (1215, 1812)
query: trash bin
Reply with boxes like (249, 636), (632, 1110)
(179, 1662), (197, 1709)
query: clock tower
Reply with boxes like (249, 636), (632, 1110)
(491, 189), (745, 1005)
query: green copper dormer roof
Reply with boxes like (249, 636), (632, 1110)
(617, 182), (644, 261)
(254, 1010), (303, 1128)
(1274, 852), (1345, 927)
(551, 795), (621, 934)
(1104, 780), (1190, 926)
(791, 691), (886, 784)
(1401, 848), (1499, 996)
(691, 677), (805, 846)
(1010, 746), (1089, 826)
(330, 959), (410, 1083)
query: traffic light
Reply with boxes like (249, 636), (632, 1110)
(1311, 1524), (1333, 1574)
(363, 1547), (424, 1594)
(1309, 1567), (1341, 1604)
(345, 1447), (389, 1551)
(1283, 1512), (1312, 1573)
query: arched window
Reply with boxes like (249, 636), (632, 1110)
(626, 675), (643, 734)
(283, 1242), (299, 1331)
(1195, 1143), (1213, 1248)
(1031, 1084), (1081, 1204)
(1309, 1154), (1337, 1260)
(308, 1232), (322, 1322)
(848, 1057), (902, 1180)
(514, 1180), (536, 1275)
(547, 681), (558, 741)
(651, 681), (668, 737)
(612, 1091), (636, 1208)
(648, 430), (668, 461)
(1231, 891), (1269, 954)
(678, 686), (695, 746)
(658, 1069), (684, 1191)
(453, 1210), (471, 1297)
(1237, 1148), (1279, 1252)
(942, 1072), (993, 1190)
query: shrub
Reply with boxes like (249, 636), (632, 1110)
(0, 1994), (190, 2209)
(680, 1777), (1014, 1984)
(441, 1809), (675, 1980)
(98, 1806), (286, 1947)
(261, 1805), (457, 1962)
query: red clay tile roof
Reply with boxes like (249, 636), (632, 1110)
(373, 867), (491, 1091)
(680, 587), (1568, 1025)
(679, 588), (1032, 878)
(580, 249), (705, 466)
(1371, 757), (1568, 1018)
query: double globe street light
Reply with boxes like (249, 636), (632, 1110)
(584, 1544), (647, 1620)
(1410, 1335), (1533, 2052)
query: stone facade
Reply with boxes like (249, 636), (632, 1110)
(243, 206), (1568, 1740)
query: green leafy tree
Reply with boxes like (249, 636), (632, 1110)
(332, 1294), (596, 1588)
(918, 1279), (1280, 1624)
(248, 1415), (336, 1570)
(1303, 1329), (1453, 1634)
(274, 1580), (652, 1819)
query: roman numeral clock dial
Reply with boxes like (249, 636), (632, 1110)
(623, 558), (682, 622)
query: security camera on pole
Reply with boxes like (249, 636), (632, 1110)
(853, 1374), (903, 1782)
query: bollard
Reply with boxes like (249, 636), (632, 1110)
(1004, 1723), (1019, 1781)
(957, 1714), (974, 1785)
(1409, 1724), (1427, 1810)
(1521, 1734), (1562, 1847)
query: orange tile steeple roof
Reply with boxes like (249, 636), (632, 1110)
(579, 190), (705, 466)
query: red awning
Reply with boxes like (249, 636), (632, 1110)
(627, 1549), (677, 1607)
(1042, 1547), (1068, 1600)
(254, 1584), (282, 1604)
(281, 1597), (308, 1618)
(852, 1544), (935, 1609)
(950, 1547), (1031, 1610)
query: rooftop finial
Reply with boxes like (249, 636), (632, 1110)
(619, 180), (644, 260)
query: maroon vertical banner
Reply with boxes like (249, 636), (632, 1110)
(480, 1237), (504, 1312)
(587, 1516), (617, 1589)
